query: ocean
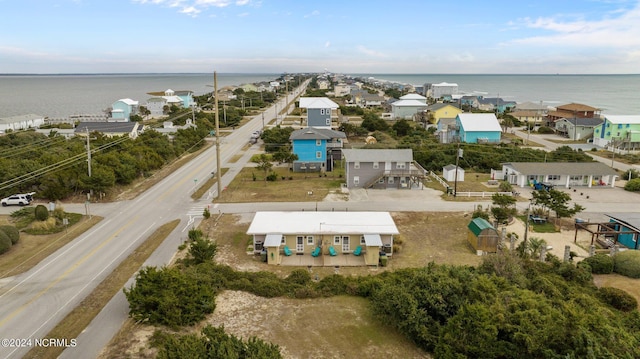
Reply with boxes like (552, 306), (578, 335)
(0, 73), (638, 118)
(0, 73), (279, 119)
(353, 74), (640, 115)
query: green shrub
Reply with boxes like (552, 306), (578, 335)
(285, 269), (311, 286)
(266, 172), (278, 181)
(0, 231), (12, 254)
(34, 204), (49, 221)
(613, 250), (640, 278)
(0, 225), (20, 245)
(537, 126), (555, 134)
(315, 274), (348, 296)
(598, 286), (638, 311)
(624, 178), (640, 192)
(581, 253), (614, 274)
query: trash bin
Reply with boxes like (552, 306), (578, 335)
(379, 254), (388, 267)
(261, 250), (267, 262)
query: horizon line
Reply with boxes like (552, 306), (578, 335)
(1, 72), (639, 76)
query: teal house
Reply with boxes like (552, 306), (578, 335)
(110, 98), (139, 121)
(290, 127), (345, 172)
(593, 115), (640, 151)
(605, 213), (640, 250)
(456, 113), (502, 143)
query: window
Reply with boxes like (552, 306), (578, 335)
(354, 176), (360, 185)
(396, 162), (406, 169)
(360, 236), (366, 245)
(334, 236), (341, 245)
(316, 151), (322, 159)
(306, 236), (314, 245)
(373, 162), (379, 169)
(281, 236), (286, 245)
(378, 178), (385, 183)
(354, 161), (360, 169)
(326, 118), (331, 126)
(618, 124), (623, 129)
(570, 175), (582, 181)
(320, 108), (325, 115)
(617, 132), (620, 137)
(548, 175), (560, 181)
(316, 139), (321, 146)
(388, 177), (394, 184)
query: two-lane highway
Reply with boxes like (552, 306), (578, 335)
(0, 81), (308, 359)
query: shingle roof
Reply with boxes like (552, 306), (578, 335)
(74, 121), (137, 134)
(342, 148), (413, 162)
(427, 103), (460, 111)
(289, 127), (346, 140)
(503, 162), (618, 176)
(558, 117), (604, 127)
(557, 103), (599, 112)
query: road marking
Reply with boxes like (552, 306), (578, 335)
(0, 215), (140, 329)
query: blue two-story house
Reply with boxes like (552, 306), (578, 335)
(290, 127), (346, 172)
(456, 113), (502, 143)
(299, 97), (339, 128)
(111, 98), (139, 121)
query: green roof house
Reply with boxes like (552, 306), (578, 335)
(467, 217), (500, 254)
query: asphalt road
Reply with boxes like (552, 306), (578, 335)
(0, 83), (307, 359)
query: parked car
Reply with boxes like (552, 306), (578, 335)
(1, 194), (32, 206)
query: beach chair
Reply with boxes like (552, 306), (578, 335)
(283, 245), (292, 256)
(311, 246), (321, 257)
(353, 246), (362, 256)
(329, 246), (337, 256)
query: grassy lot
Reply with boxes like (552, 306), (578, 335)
(217, 166), (345, 203)
(423, 171), (517, 202)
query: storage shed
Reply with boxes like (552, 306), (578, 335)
(467, 218), (500, 254)
(443, 164), (464, 182)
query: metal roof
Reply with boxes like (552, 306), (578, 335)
(605, 213), (640, 232)
(468, 218), (497, 237)
(363, 234), (383, 246)
(604, 115), (640, 124)
(342, 148), (413, 163)
(457, 113), (502, 132)
(391, 99), (428, 107)
(247, 212), (399, 235)
(299, 97), (339, 109)
(503, 162), (618, 176)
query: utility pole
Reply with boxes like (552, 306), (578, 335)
(86, 128), (92, 177)
(454, 142), (462, 197)
(214, 72), (222, 197)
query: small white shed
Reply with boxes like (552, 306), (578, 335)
(443, 164), (464, 182)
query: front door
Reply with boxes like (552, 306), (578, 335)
(296, 236), (304, 253)
(342, 236), (350, 253)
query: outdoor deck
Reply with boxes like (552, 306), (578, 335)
(280, 253), (367, 266)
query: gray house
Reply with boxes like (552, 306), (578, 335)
(342, 149), (427, 189)
(299, 97), (339, 129)
(501, 162), (618, 188)
(554, 117), (603, 140)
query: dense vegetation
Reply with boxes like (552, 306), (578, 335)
(0, 117), (214, 200)
(125, 239), (640, 358)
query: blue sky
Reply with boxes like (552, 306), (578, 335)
(2, 0), (640, 74)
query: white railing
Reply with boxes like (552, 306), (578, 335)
(429, 171), (450, 189)
(454, 191), (514, 198)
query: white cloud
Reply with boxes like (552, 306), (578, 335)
(304, 10), (320, 18)
(324, 41), (331, 48)
(357, 45), (386, 58)
(180, 6), (200, 16)
(507, 3), (640, 48)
